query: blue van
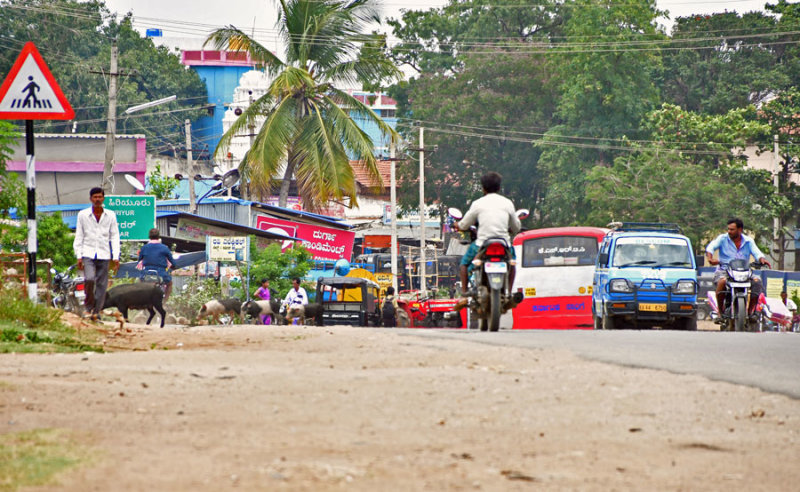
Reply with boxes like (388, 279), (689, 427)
(592, 223), (698, 330)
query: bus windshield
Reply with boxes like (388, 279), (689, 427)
(522, 236), (599, 267)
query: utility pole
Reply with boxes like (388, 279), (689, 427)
(186, 119), (196, 213)
(101, 41), (118, 193)
(390, 142), (398, 293)
(774, 134), (783, 270)
(419, 127), (426, 295)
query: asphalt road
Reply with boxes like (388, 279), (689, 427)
(403, 328), (800, 400)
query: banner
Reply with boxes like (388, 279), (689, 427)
(255, 215), (354, 261)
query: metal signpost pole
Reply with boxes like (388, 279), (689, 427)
(25, 120), (37, 301)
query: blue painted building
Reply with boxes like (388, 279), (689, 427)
(179, 50), (397, 160)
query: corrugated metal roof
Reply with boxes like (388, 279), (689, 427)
(29, 133), (145, 140)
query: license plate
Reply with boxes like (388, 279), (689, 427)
(639, 303), (666, 312)
(74, 291), (85, 299)
(525, 287), (537, 297)
(484, 261), (507, 273)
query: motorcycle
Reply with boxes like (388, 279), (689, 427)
(447, 207), (529, 332)
(708, 258), (768, 332)
(752, 293), (793, 332)
(51, 265), (85, 316)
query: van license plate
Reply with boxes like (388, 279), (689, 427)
(639, 303), (666, 312)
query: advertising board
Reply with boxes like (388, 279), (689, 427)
(254, 215), (355, 261)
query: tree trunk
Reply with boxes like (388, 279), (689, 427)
(278, 158), (296, 208)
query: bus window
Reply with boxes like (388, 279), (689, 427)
(522, 236), (599, 267)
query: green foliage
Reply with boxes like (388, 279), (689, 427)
(245, 241), (313, 299)
(0, 0), (207, 154)
(660, 10), (797, 114)
(0, 283), (62, 331)
(0, 213), (76, 271)
(166, 276), (223, 323)
(205, 0), (400, 209)
(0, 120), (22, 218)
(146, 164), (179, 200)
(586, 103), (777, 250)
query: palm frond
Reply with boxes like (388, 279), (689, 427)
(213, 92), (276, 160)
(204, 25), (285, 75)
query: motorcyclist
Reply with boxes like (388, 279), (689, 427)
(705, 217), (769, 319)
(137, 228), (177, 300)
(454, 171), (521, 309)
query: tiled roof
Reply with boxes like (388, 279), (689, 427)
(350, 160), (392, 188)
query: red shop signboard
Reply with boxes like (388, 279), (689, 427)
(254, 215), (355, 261)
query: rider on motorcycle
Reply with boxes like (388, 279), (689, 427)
(705, 217), (769, 319)
(137, 228), (177, 300)
(454, 172), (521, 309)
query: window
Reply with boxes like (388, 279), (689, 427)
(522, 236), (598, 267)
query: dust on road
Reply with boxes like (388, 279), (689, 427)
(1, 323), (798, 491)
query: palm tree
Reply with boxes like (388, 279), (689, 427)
(205, 0), (401, 210)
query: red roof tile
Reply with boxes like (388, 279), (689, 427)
(350, 160), (392, 188)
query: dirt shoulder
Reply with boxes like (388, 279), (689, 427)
(2, 322), (799, 491)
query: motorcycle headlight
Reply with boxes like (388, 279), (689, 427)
(673, 280), (696, 295)
(609, 279), (634, 293)
(731, 270), (751, 282)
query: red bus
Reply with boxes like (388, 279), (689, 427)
(512, 227), (608, 329)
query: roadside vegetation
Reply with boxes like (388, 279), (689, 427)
(0, 284), (103, 354)
(0, 428), (92, 491)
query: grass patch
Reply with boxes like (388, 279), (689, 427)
(0, 428), (91, 491)
(0, 284), (104, 353)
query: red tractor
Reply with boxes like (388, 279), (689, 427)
(396, 290), (465, 328)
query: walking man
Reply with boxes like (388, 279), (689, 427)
(73, 187), (120, 320)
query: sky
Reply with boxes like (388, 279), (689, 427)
(102, 0), (774, 48)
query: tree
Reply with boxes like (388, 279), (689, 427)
(0, 212), (75, 270)
(387, 0), (563, 221)
(537, 0), (664, 225)
(205, 0), (401, 210)
(246, 241), (313, 298)
(756, 88), (800, 269)
(0, 121), (22, 218)
(659, 11), (793, 115)
(0, 0), (208, 155)
(146, 164), (179, 200)
(586, 103), (775, 251)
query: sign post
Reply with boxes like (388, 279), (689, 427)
(206, 236), (250, 299)
(0, 42), (75, 300)
(104, 195), (156, 241)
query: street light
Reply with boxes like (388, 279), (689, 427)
(124, 95), (177, 114)
(197, 168), (241, 205)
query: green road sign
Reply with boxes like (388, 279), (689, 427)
(104, 195), (156, 241)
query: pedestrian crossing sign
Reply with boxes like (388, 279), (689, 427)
(0, 42), (74, 120)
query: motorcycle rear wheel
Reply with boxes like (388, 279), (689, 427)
(489, 289), (501, 332)
(67, 295), (84, 317)
(734, 297), (746, 332)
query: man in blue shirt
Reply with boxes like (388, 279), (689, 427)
(705, 217), (769, 317)
(138, 228), (177, 300)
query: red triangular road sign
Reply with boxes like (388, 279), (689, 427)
(0, 42), (74, 120)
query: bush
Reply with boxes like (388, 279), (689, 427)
(0, 283), (62, 330)
(166, 276), (223, 324)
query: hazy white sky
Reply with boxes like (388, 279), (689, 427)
(103, 0), (773, 44)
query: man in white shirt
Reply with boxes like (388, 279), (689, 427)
(455, 172), (521, 302)
(284, 277), (309, 307)
(73, 187), (120, 320)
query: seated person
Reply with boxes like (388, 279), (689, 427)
(137, 228), (176, 300)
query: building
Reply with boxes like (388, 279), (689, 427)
(5, 133), (146, 205)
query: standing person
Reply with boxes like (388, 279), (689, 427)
(705, 217), (769, 318)
(254, 278), (272, 325)
(73, 187), (120, 321)
(454, 172), (522, 309)
(381, 286), (399, 327)
(137, 228), (176, 300)
(283, 278), (309, 324)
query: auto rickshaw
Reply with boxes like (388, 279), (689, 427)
(316, 276), (381, 326)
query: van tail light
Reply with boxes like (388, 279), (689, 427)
(485, 243), (507, 256)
